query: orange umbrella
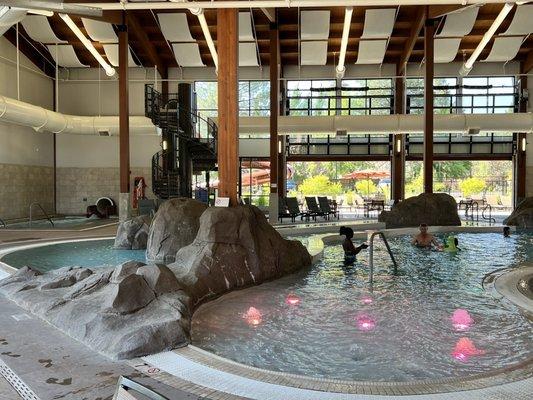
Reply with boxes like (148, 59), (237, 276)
(341, 169), (390, 180)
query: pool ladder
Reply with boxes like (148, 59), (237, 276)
(368, 231), (397, 284)
(29, 202), (54, 228)
(0, 217), (5, 228)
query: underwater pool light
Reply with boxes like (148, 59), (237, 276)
(285, 294), (301, 306)
(451, 309), (473, 332)
(356, 314), (376, 331)
(243, 306), (262, 326)
(452, 337), (485, 362)
(360, 296), (373, 305)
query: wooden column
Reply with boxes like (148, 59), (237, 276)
(118, 21), (130, 219)
(423, 16), (434, 194)
(392, 74), (405, 203)
(277, 79), (287, 197)
(217, 9), (239, 205)
(269, 20), (281, 220)
(514, 132), (527, 206)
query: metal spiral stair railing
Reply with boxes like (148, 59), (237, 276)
(146, 85), (218, 199)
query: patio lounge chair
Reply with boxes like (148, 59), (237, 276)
(317, 196), (340, 220)
(305, 196), (329, 220)
(285, 197), (309, 222)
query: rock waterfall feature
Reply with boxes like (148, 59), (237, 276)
(0, 200), (311, 360)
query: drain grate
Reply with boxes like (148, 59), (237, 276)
(0, 358), (40, 400)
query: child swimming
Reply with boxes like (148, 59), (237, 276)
(339, 226), (368, 264)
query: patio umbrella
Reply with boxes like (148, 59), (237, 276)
(341, 169), (390, 180)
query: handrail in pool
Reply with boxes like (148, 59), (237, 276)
(0, 217), (5, 228)
(368, 230), (397, 284)
(29, 202), (54, 228)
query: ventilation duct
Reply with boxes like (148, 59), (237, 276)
(0, 7), (27, 36)
(0, 94), (157, 135)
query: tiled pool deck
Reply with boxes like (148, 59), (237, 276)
(0, 222), (531, 399)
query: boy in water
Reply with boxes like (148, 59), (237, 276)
(339, 226), (368, 263)
(411, 224), (443, 250)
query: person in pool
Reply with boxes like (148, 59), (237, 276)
(340, 226), (368, 263)
(411, 224), (443, 250)
(503, 226), (511, 237)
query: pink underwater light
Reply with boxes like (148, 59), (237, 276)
(452, 338), (485, 362)
(360, 295), (373, 305)
(243, 307), (262, 326)
(285, 294), (301, 306)
(356, 314), (376, 331)
(451, 309), (474, 332)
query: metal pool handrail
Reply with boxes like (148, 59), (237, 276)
(368, 230), (397, 284)
(0, 217), (5, 228)
(29, 202), (54, 228)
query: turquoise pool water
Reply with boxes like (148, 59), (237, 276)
(1, 239), (146, 272)
(192, 232), (533, 381)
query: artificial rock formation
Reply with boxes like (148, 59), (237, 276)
(378, 193), (461, 228)
(114, 215), (151, 250)
(146, 198), (207, 262)
(503, 197), (533, 228)
(169, 205), (312, 308)
(0, 263), (190, 360)
(0, 203), (311, 360)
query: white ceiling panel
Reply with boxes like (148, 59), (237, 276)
(300, 41), (328, 65)
(172, 43), (205, 67)
(300, 11), (330, 40)
(239, 12), (254, 41)
(103, 44), (138, 67)
(46, 44), (87, 67)
(158, 13), (195, 42)
(21, 15), (66, 43)
(437, 7), (479, 37)
(361, 9), (396, 39)
(502, 4), (533, 36)
(82, 18), (117, 43)
(239, 42), (259, 66)
(356, 40), (388, 64)
(483, 36), (524, 62)
(434, 38), (462, 63)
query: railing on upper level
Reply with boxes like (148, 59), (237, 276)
(145, 84), (218, 149)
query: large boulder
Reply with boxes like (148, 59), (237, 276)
(114, 215), (151, 250)
(0, 261), (190, 360)
(168, 205), (312, 308)
(146, 198), (208, 262)
(378, 193), (461, 228)
(503, 197), (533, 228)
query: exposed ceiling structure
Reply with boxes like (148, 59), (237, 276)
(2, 1), (532, 78)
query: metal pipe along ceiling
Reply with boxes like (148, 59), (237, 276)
(234, 114), (533, 135)
(77, 1), (515, 10)
(0, 95), (157, 135)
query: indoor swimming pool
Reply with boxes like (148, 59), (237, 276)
(2, 216), (117, 230)
(191, 232), (533, 382)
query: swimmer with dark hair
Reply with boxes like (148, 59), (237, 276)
(339, 226), (368, 264)
(411, 224), (443, 250)
(503, 226), (511, 237)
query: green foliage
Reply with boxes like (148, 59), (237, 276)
(298, 175), (342, 196)
(405, 172), (423, 196)
(459, 177), (486, 198)
(434, 182), (446, 192)
(345, 191), (354, 205)
(355, 179), (378, 196)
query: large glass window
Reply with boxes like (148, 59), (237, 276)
(195, 80), (270, 118)
(286, 80), (337, 116)
(406, 78), (457, 114)
(341, 79), (393, 115)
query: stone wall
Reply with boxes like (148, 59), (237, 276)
(56, 167), (153, 215)
(0, 164), (54, 220)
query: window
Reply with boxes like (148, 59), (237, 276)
(286, 80), (337, 116)
(341, 79), (393, 115)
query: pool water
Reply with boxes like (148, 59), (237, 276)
(4, 216), (117, 230)
(1, 239), (146, 272)
(192, 232), (533, 382)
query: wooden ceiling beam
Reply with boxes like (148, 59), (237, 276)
(397, 6), (426, 76)
(522, 50), (533, 74)
(126, 13), (168, 75)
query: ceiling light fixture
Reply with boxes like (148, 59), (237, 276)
(336, 6), (353, 79)
(459, 3), (513, 76)
(189, 7), (218, 71)
(59, 13), (116, 76)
